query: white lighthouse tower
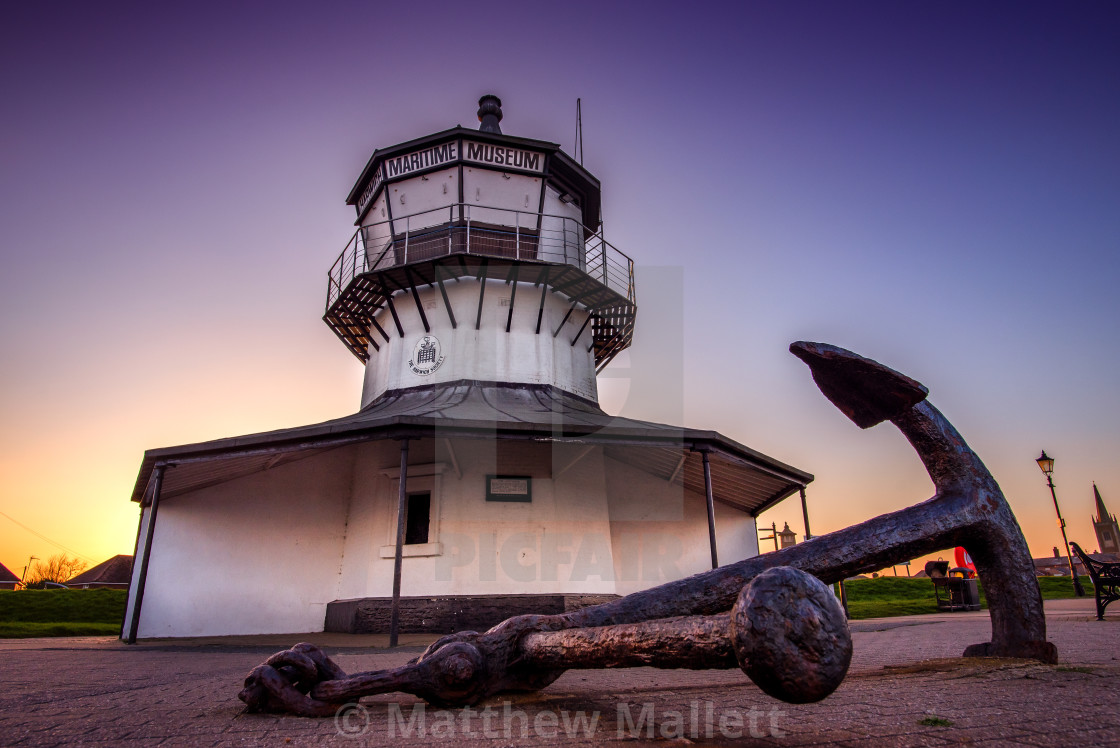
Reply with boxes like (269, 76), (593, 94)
(328, 94), (631, 407)
(121, 96), (812, 641)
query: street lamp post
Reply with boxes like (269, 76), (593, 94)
(1036, 450), (1085, 597)
(20, 556), (38, 590)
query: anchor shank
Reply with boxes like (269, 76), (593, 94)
(521, 614), (736, 670)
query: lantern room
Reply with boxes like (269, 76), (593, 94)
(325, 95), (636, 407)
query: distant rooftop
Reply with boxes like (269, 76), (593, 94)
(68, 555), (132, 587)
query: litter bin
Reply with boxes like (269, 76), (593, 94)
(926, 561), (981, 612)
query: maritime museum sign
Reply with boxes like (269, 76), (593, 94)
(384, 142), (459, 180)
(463, 141), (543, 172)
(359, 139), (545, 213)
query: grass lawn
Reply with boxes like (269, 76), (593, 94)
(0, 622), (121, 638)
(0, 577), (1092, 636)
(0, 589), (127, 637)
(843, 575), (1092, 620)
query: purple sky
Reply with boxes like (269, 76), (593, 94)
(2, 2), (1119, 576)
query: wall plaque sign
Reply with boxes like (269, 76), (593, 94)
(486, 475), (532, 502)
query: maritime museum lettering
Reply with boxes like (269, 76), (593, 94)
(378, 141), (543, 180)
(463, 141), (543, 172)
(360, 140), (546, 214)
(357, 168), (384, 214)
(385, 142), (458, 180)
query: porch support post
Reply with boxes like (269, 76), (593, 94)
(389, 438), (410, 647)
(701, 449), (718, 569)
(126, 463), (168, 644)
(800, 486), (812, 540)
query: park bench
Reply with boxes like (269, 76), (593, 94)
(1070, 542), (1120, 620)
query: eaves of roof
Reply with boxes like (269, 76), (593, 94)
(128, 381), (812, 515)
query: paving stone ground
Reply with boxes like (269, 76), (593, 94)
(1, 598), (1117, 747)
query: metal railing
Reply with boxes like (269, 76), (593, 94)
(326, 203), (635, 312)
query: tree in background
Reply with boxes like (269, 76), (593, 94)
(22, 554), (87, 588)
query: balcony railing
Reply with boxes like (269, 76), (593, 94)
(326, 203), (635, 312)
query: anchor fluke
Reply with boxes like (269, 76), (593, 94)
(790, 341), (928, 428)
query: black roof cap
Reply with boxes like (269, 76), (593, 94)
(477, 94), (502, 133)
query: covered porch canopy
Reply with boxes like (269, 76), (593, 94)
(130, 382), (812, 515)
(124, 382), (813, 641)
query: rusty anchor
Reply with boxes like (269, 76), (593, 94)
(241, 566), (851, 715)
(239, 342), (1055, 716)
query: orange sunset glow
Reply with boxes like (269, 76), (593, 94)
(3, 2), (1118, 585)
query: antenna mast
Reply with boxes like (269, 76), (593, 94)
(575, 98), (584, 165)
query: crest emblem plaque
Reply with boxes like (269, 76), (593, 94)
(408, 335), (444, 376)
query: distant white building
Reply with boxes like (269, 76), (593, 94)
(122, 96), (812, 640)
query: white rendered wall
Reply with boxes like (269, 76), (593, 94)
(463, 169), (542, 225)
(133, 448), (356, 638)
(541, 185), (583, 227)
(604, 456), (760, 596)
(360, 282), (597, 407)
(361, 192), (390, 263)
(334, 440), (761, 601)
(335, 440), (618, 600)
(388, 168), (459, 232)
(542, 184), (582, 222)
(127, 439), (763, 637)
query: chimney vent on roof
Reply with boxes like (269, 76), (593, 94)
(477, 94), (503, 134)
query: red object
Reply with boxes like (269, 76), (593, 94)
(954, 547), (977, 577)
